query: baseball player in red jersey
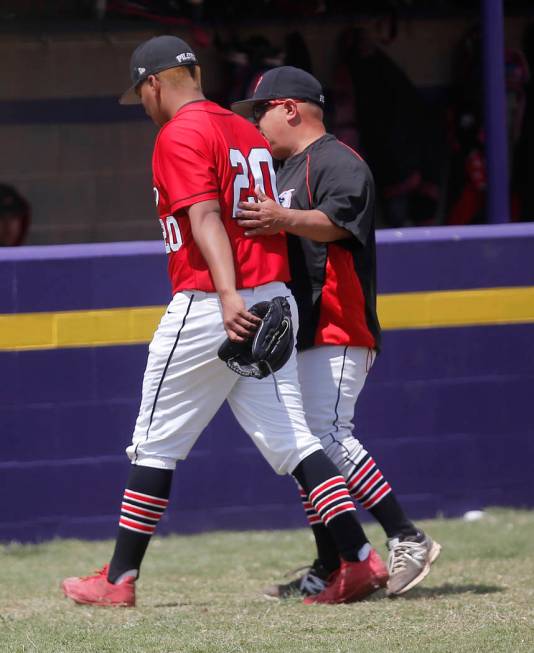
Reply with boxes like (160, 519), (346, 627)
(61, 37), (389, 607)
(233, 66), (441, 598)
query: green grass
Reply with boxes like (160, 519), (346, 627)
(1, 509), (534, 653)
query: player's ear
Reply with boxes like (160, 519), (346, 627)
(147, 74), (161, 93)
(284, 99), (300, 123)
(193, 65), (202, 89)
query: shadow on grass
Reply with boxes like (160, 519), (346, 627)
(151, 601), (213, 610)
(397, 583), (505, 600)
(152, 602), (182, 608)
(149, 584), (504, 608)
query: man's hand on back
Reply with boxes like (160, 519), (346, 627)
(236, 186), (286, 236)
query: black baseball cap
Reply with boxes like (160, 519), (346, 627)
(231, 66), (325, 118)
(119, 35), (198, 105)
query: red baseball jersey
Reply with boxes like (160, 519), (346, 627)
(152, 100), (290, 293)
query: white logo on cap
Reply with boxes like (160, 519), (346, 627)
(138, 67), (146, 75)
(319, 94), (325, 103)
(253, 75), (264, 93)
(176, 52), (196, 63)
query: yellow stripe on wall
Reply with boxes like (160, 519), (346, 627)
(1, 286), (533, 352)
(378, 286), (534, 330)
(0, 306), (165, 351)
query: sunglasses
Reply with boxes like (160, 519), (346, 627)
(251, 99), (305, 123)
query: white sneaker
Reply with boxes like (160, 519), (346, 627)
(386, 532), (441, 596)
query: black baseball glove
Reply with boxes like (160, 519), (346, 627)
(217, 296), (294, 379)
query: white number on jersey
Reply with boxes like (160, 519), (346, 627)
(159, 216), (183, 254)
(229, 147), (279, 217)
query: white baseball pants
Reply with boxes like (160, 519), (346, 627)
(126, 282), (323, 475)
(296, 345), (376, 480)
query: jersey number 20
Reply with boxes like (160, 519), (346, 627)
(229, 147), (279, 217)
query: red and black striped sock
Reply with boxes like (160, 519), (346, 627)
(298, 485), (340, 573)
(347, 452), (415, 538)
(308, 476), (357, 527)
(292, 451), (368, 562)
(108, 465), (173, 584)
(298, 485), (321, 526)
(347, 453), (392, 509)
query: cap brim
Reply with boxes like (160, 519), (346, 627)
(230, 99), (257, 119)
(119, 84), (141, 106)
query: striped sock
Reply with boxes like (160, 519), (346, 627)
(292, 451), (368, 561)
(298, 486), (322, 526)
(308, 476), (357, 525)
(108, 465), (173, 584)
(308, 475), (367, 561)
(119, 489), (168, 535)
(347, 452), (416, 537)
(347, 453), (392, 510)
(296, 484), (339, 571)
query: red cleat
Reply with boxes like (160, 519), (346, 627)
(303, 549), (388, 604)
(61, 564), (135, 607)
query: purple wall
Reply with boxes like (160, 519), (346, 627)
(1, 224), (534, 542)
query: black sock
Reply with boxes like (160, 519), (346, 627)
(368, 493), (417, 539)
(292, 451), (368, 562)
(311, 524), (341, 573)
(108, 465), (173, 583)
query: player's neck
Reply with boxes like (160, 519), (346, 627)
(290, 124), (327, 157)
(165, 90), (206, 120)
